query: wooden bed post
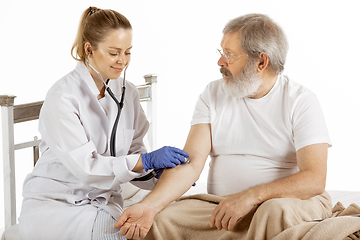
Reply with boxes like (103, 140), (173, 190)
(0, 95), (17, 229)
(143, 74), (157, 151)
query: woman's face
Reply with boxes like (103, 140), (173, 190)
(87, 28), (132, 82)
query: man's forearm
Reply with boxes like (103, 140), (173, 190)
(139, 124), (212, 212)
(140, 162), (202, 211)
(249, 143), (328, 205)
(250, 169), (326, 206)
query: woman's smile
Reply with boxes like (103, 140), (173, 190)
(111, 66), (124, 73)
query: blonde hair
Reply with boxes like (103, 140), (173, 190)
(71, 7), (132, 64)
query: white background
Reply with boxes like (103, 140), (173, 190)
(1, 0), (360, 229)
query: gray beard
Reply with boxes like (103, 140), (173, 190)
(220, 64), (263, 99)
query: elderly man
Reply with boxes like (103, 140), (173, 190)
(116, 13), (332, 239)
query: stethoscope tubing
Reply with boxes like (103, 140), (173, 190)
(108, 86), (126, 157)
(86, 55), (126, 157)
(86, 55), (158, 181)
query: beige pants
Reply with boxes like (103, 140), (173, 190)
(144, 192), (332, 240)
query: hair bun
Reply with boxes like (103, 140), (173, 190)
(89, 6), (100, 16)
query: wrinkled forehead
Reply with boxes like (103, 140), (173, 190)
(220, 32), (244, 54)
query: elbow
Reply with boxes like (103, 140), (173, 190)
(166, 159), (204, 183)
(312, 175), (327, 196)
(188, 160), (206, 181)
(315, 183), (326, 196)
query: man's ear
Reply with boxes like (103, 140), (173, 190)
(257, 52), (270, 73)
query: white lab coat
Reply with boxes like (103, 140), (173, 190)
(18, 62), (156, 240)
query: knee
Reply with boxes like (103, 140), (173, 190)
(248, 198), (304, 239)
(260, 198), (292, 209)
(255, 198), (300, 219)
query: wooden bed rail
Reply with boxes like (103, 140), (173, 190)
(1, 95), (18, 228)
(1, 74), (157, 229)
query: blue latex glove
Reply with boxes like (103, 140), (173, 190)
(141, 146), (189, 172)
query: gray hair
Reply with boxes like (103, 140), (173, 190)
(223, 13), (288, 74)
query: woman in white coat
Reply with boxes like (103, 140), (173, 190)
(18, 6), (188, 240)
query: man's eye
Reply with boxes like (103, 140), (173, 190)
(226, 52), (234, 57)
(125, 52), (131, 55)
(110, 53), (118, 56)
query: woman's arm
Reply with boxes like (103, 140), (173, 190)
(115, 123), (212, 239)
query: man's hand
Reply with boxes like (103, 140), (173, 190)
(114, 203), (158, 239)
(209, 189), (260, 231)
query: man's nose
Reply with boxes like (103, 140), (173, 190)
(217, 55), (228, 67)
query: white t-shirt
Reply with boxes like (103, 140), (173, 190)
(191, 75), (331, 195)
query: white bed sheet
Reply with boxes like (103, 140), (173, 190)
(327, 190), (360, 207)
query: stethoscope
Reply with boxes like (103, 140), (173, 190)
(86, 54), (160, 181)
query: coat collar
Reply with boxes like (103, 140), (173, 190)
(76, 62), (100, 97)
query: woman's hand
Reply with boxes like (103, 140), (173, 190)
(115, 203), (158, 239)
(141, 146), (189, 171)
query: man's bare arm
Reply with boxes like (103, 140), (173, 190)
(115, 123), (212, 238)
(141, 123), (211, 210)
(256, 142), (328, 201)
(210, 142), (328, 231)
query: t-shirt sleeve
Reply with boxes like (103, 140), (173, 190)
(292, 92), (332, 151)
(191, 84), (212, 126)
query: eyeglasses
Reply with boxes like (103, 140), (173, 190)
(217, 49), (247, 64)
